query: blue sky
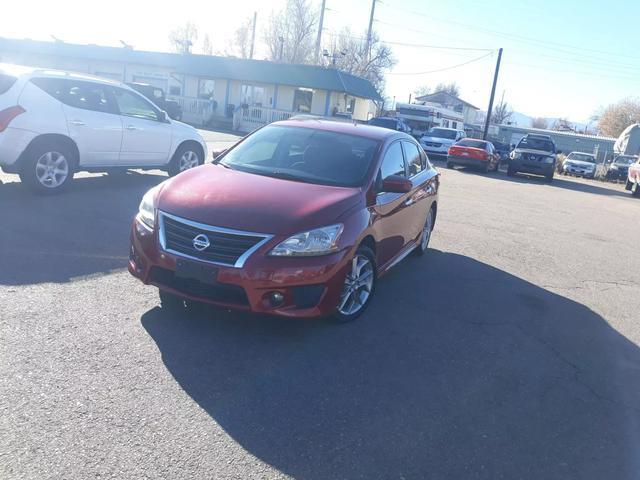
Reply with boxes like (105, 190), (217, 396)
(1, 0), (637, 123)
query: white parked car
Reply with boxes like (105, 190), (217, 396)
(0, 63), (207, 193)
(561, 152), (597, 179)
(419, 127), (466, 157)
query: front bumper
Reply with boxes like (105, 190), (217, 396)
(420, 143), (450, 157)
(128, 219), (351, 318)
(563, 165), (595, 178)
(510, 159), (554, 177)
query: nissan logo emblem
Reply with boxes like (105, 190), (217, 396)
(192, 234), (210, 251)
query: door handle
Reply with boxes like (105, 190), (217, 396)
(404, 198), (415, 206)
(125, 125), (139, 130)
(69, 120), (86, 126)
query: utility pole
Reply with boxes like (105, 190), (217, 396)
(278, 36), (284, 61)
(314, 0), (327, 64)
(483, 48), (503, 140)
(249, 11), (257, 59)
(365, 0), (376, 61)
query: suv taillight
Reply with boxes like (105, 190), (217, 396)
(0, 105), (26, 132)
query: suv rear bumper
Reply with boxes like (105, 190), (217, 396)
(447, 155), (488, 169)
(510, 160), (554, 177)
(0, 127), (37, 171)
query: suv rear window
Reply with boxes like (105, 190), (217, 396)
(0, 74), (17, 95)
(31, 78), (114, 114)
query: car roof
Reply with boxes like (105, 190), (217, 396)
(525, 134), (553, 140)
(0, 62), (121, 86)
(568, 151), (595, 156)
(273, 118), (403, 141)
(431, 127), (458, 131)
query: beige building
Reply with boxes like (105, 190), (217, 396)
(0, 37), (381, 132)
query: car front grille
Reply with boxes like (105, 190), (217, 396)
(159, 212), (272, 268)
(426, 142), (442, 148)
(150, 267), (249, 306)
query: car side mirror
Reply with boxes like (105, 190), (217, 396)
(381, 175), (412, 193)
(212, 149), (227, 161)
(158, 110), (169, 123)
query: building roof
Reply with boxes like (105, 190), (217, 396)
(0, 37), (382, 101)
(416, 91), (480, 110)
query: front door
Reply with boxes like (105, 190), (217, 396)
(111, 87), (173, 166)
(371, 140), (414, 268)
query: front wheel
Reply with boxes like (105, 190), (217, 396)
(168, 144), (203, 177)
(507, 165), (516, 177)
(332, 245), (376, 323)
(632, 181), (640, 197)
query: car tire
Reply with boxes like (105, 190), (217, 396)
(19, 141), (76, 194)
(168, 143), (204, 177)
(632, 181), (640, 198)
(446, 161), (454, 169)
(625, 179), (633, 191)
(507, 165), (516, 177)
(413, 206), (435, 257)
(332, 245), (377, 324)
(483, 162), (490, 174)
(545, 172), (554, 183)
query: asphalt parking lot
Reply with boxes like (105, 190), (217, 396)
(1, 133), (639, 479)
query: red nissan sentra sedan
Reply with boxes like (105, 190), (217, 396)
(129, 119), (439, 322)
(447, 139), (499, 173)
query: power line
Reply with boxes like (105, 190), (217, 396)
(387, 51), (494, 75)
(322, 29), (493, 51)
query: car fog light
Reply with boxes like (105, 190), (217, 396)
(269, 292), (285, 307)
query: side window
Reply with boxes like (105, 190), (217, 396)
(403, 141), (423, 177)
(380, 142), (406, 180)
(31, 78), (113, 114)
(113, 88), (160, 121)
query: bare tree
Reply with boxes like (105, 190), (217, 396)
(202, 34), (213, 56)
(491, 100), (513, 125)
(169, 22), (198, 54)
(223, 16), (252, 58)
(414, 85), (431, 98)
(552, 118), (575, 131)
(327, 29), (395, 96)
(433, 82), (460, 97)
(531, 117), (548, 129)
(264, 0), (317, 64)
(598, 98), (640, 137)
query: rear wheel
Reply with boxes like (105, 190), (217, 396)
(632, 181), (640, 197)
(414, 206), (435, 256)
(332, 245), (376, 323)
(19, 142), (75, 194)
(507, 165), (516, 177)
(446, 161), (454, 169)
(168, 144), (203, 177)
(545, 171), (554, 183)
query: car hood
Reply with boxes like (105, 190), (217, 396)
(422, 136), (455, 144)
(156, 164), (363, 235)
(515, 148), (554, 156)
(565, 159), (596, 168)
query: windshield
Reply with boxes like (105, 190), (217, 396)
(0, 73), (17, 95)
(567, 152), (596, 163)
(614, 156), (635, 165)
(457, 139), (487, 149)
(220, 125), (379, 187)
(517, 136), (555, 153)
(369, 118), (397, 129)
(427, 128), (457, 140)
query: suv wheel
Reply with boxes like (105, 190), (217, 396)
(168, 144), (203, 176)
(632, 181), (640, 198)
(333, 245), (376, 323)
(19, 142), (75, 194)
(507, 165), (516, 177)
(545, 171), (554, 183)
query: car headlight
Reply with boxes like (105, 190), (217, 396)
(610, 165), (618, 170)
(511, 151), (521, 160)
(269, 224), (344, 257)
(543, 156), (555, 164)
(137, 186), (160, 230)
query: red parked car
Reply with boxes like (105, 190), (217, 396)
(446, 139), (500, 173)
(129, 119), (440, 322)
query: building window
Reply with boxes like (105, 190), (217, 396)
(293, 88), (314, 113)
(452, 121), (457, 129)
(169, 85), (182, 96)
(241, 84), (265, 107)
(345, 96), (356, 114)
(198, 79), (215, 100)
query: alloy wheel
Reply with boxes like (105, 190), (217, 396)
(35, 151), (69, 188)
(338, 254), (375, 316)
(421, 208), (434, 251)
(179, 151), (200, 172)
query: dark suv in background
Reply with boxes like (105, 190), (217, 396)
(508, 134), (559, 182)
(126, 82), (182, 120)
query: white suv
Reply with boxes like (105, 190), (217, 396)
(419, 127), (466, 157)
(0, 63), (207, 193)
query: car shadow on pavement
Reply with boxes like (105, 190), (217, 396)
(141, 250), (640, 479)
(0, 171), (166, 285)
